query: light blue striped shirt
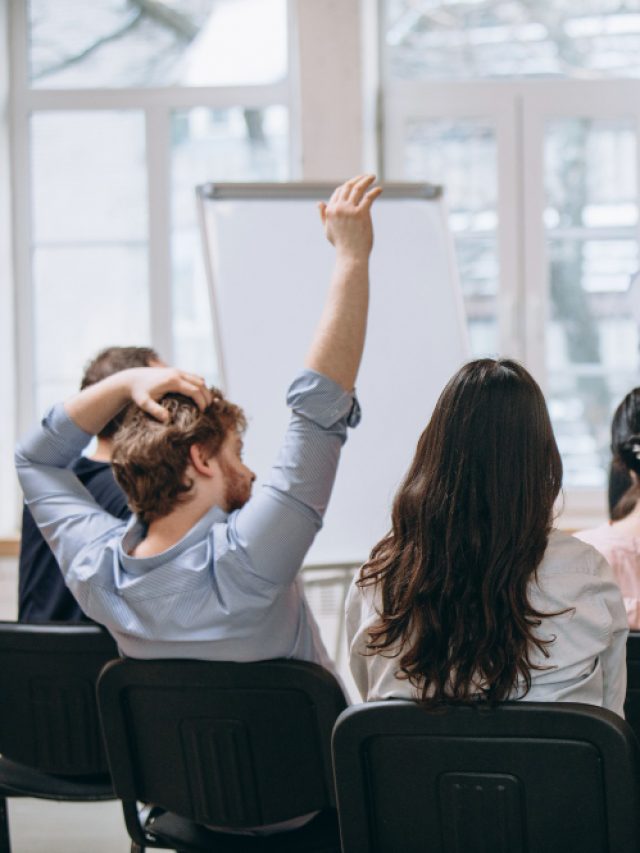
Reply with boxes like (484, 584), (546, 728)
(15, 369), (360, 667)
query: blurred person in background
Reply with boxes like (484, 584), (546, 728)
(577, 387), (640, 629)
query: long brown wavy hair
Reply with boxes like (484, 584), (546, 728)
(359, 358), (563, 706)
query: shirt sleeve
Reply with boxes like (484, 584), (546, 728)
(597, 555), (630, 717)
(14, 404), (127, 581)
(346, 574), (371, 700)
(526, 541), (628, 716)
(225, 369), (360, 587)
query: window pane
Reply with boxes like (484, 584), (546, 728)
(33, 246), (150, 414)
(402, 118), (499, 356)
(545, 118), (640, 488)
(546, 119), (637, 231)
(30, 111), (150, 411)
(29, 0), (287, 88)
(384, 0), (640, 80)
(32, 112), (147, 243)
(170, 106), (289, 382)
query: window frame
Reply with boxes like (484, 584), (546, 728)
(382, 72), (640, 526)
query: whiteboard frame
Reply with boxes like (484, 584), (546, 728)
(196, 181), (449, 393)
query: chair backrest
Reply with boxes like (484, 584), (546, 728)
(97, 657), (347, 829)
(0, 621), (118, 775)
(626, 632), (640, 739)
(332, 700), (640, 853)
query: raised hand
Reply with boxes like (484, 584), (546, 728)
(318, 175), (383, 259)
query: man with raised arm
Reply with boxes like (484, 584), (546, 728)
(14, 175), (382, 666)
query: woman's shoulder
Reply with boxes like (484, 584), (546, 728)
(537, 528), (609, 579)
(346, 567), (378, 611)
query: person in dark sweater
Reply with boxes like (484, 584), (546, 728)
(18, 345), (162, 622)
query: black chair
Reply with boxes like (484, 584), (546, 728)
(626, 632), (640, 738)
(0, 621), (119, 853)
(332, 700), (640, 853)
(97, 657), (347, 853)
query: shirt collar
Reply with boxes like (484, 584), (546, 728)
(119, 504), (228, 574)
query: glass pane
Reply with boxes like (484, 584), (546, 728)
(31, 112), (147, 243)
(384, 0), (640, 80)
(170, 106), (289, 383)
(33, 246), (151, 414)
(29, 0), (287, 88)
(30, 110), (150, 413)
(545, 118), (639, 488)
(546, 119), (637, 231)
(403, 118), (499, 355)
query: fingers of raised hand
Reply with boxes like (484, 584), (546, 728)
(350, 174), (377, 206)
(339, 175), (363, 202)
(362, 185), (383, 208)
(328, 185), (342, 207)
(326, 175), (378, 212)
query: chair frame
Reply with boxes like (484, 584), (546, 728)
(0, 621), (119, 853)
(98, 657), (348, 852)
(332, 699), (640, 853)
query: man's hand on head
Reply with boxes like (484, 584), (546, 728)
(317, 174), (383, 261)
(64, 366), (212, 437)
(128, 367), (212, 422)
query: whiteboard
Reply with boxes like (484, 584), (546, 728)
(197, 183), (469, 566)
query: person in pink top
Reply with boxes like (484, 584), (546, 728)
(577, 388), (640, 629)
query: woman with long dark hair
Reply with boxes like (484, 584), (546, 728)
(347, 359), (627, 714)
(577, 388), (640, 629)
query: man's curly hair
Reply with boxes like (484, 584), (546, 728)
(111, 390), (246, 526)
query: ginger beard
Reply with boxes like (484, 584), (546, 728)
(219, 454), (253, 512)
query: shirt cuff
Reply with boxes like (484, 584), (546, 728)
(286, 369), (362, 429)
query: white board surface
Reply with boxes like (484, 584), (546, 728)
(198, 184), (469, 566)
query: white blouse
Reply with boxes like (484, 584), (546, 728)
(346, 529), (629, 717)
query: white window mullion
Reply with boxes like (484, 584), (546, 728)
(145, 106), (174, 365)
(27, 84), (290, 112)
(495, 93), (524, 361)
(380, 84), (410, 179)
(285, 0), (302, 179)
(1, 0), (19, 534)
(520, 92), (547, 385)
(636, 113), (640, 273)
(9, 0), (34, 440)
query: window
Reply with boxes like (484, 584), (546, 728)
(13, 0), (290, 415)
(384, 0), (640, 81)
(382, 0), (640, 520)
(4, 0), (291, 533)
